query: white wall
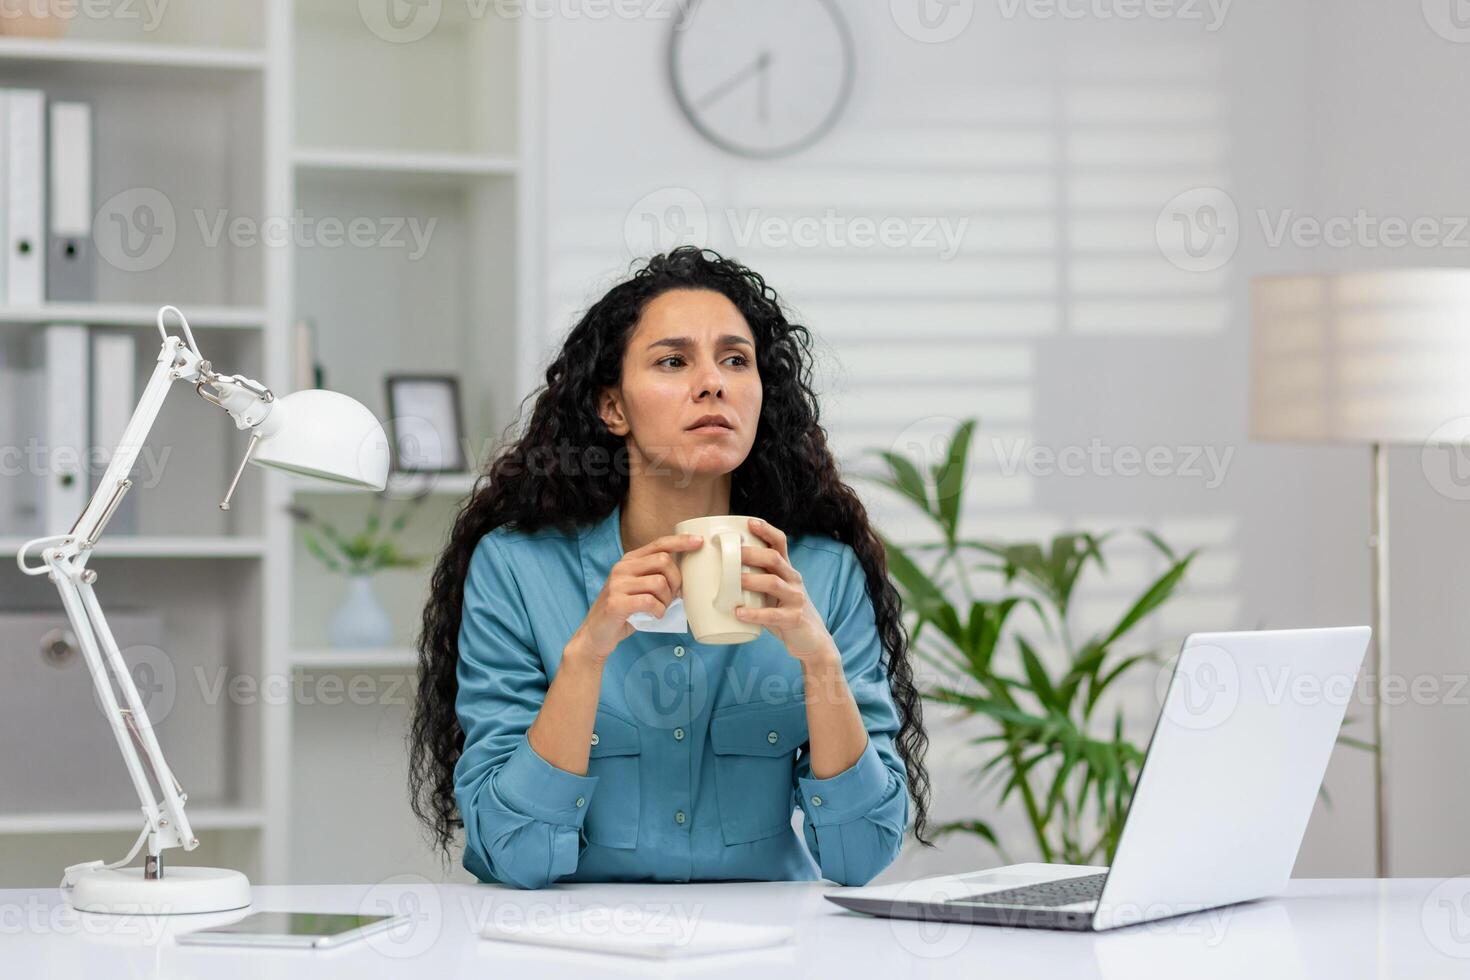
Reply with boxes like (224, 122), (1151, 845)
(533, 0), (1469, 882)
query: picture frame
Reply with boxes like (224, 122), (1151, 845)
(384, 374), (468, 473)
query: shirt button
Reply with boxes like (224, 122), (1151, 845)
(590, 733), (599, 746)
(576, 797), (585, 808)
(767, 731), (779, 744)
(811, 795), (823, 807)
(674, 645), (685, 658)
(674, 810), (687, 825)
(673, 727), (685, 741)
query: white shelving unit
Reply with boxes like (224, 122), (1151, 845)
(288, 471), (479, 497)
(0, 807), (267, 836)
(0, 1), (541, 887)
(0, 303), (266, 328)
(0, 536), (266, 558)
(293, 147), (518, 179)
(290, 648), (420, 671)
(0, 37), (267, 72)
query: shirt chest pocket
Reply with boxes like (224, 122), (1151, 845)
(709, 701), (809, 846)
(585, 709), (641, 849)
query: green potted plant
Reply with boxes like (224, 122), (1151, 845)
(287, 490), (428, 649)
(860, 419), (1200, 864)
(863, 418), (1368, 864)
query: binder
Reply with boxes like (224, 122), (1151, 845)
(43, 323), (88, 533)
(0, 331), (43, 533)
(48, 100), (94, 301)
(91, 330), (136, 533)
(6, 89), (45, 307)
(0, 335), (12, 531)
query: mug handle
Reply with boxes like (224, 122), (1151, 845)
(713, 531), (743, 613)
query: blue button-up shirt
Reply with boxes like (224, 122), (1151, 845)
(453, 500), (909, 889)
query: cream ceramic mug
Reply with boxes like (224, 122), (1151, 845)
(673, 515), (769, 644)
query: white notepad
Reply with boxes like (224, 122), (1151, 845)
(479, 905), (793, 959)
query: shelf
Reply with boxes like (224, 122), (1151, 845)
(4, 536), (266, 559)
(0, 302), (266, 330)
(294, 147), (517, 189)
(290, 648), (419, 671)
(292, 3), (518, 161)
(0, 37), (265, 81)
(0, 806), (266, 836)
(289, 472), (478, 496)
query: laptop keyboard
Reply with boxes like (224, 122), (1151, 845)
(951, 872), (1107, 908)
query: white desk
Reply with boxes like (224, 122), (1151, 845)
(5, 878), (1469, 978)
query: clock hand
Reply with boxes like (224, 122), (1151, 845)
(757, 50), (771, 125)
(694, 50), (773, 113)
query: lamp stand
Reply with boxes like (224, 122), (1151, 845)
(69, 867), (251, 916)
(1369, 442), (1390, 878)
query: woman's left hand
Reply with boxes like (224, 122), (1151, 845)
(734, 518), (838, 665)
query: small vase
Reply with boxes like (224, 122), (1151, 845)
(328, 574), (393, 649)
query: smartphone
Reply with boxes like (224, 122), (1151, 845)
(176, 911), (404, 949)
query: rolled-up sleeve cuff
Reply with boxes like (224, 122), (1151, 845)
(496, 735), (599, 828)
(797, 736), (890, 826)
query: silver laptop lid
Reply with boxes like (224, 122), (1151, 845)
(1093, 626), (1370, 930)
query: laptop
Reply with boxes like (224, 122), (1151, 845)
(825, 626), (1371, 931)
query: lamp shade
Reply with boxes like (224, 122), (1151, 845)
(250, 389), (390, 489)
(1250, 269), (1470, 446)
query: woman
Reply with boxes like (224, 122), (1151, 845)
(409, 246), (932, 889)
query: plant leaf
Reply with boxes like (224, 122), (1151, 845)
(932, 418), (976, 544)
(1335, 735), (1377, 753)
(1016, 635), (1059, 712)
(1100, 549), (1198, 649)
(933, 819), (1001, 849)
(1085, 651), (1161, 717)
(880, 533), (948, 619)
(866, 450), (932, 516)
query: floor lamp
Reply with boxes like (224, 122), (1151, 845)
(1250, 269), (1470, 877)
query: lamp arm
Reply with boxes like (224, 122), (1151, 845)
(74, 337), (198, 547)
(58, 565), (195, 864)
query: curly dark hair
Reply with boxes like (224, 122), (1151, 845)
(407, 245), (934, 866)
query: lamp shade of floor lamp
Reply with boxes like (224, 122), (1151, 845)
(1249, 268), (1470, 877)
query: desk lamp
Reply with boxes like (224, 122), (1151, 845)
(16, 306), (390, 914)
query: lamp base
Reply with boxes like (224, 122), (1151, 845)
(66, 866), (252, 915)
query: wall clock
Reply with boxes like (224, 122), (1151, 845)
(668, 0), (855, 159)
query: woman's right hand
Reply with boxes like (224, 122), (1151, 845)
(568, 532), (704, 668)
